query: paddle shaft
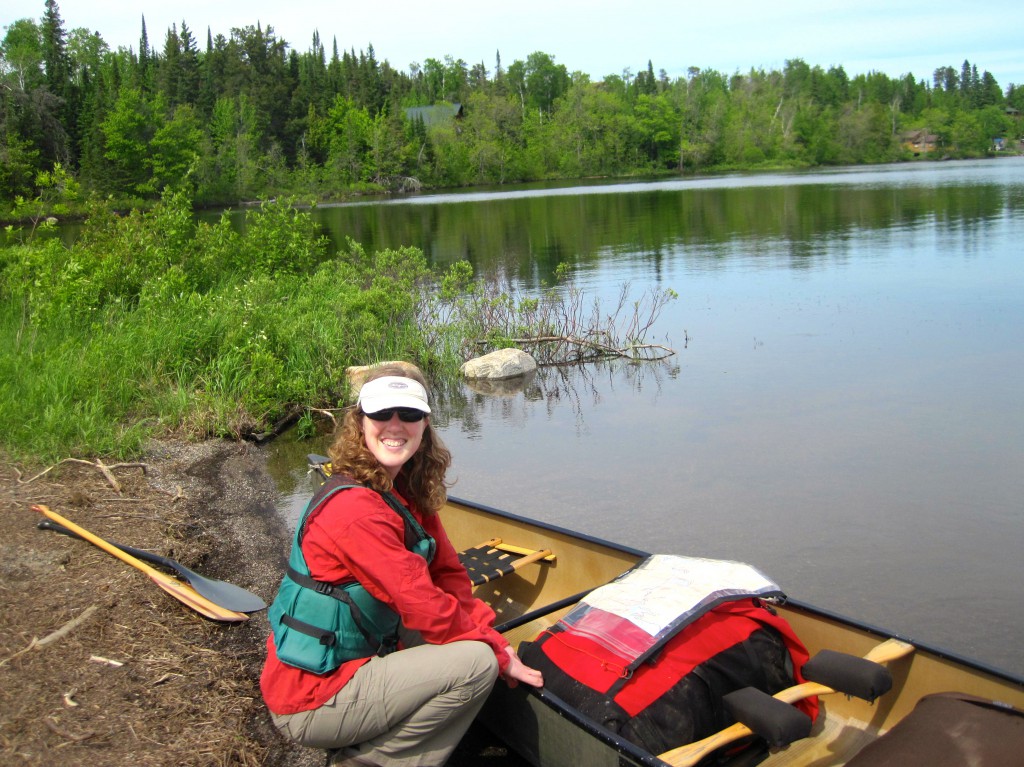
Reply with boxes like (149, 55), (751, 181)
(33, 505), (247, 623)
(659, 637), (915, 767)
(39, 518), (187, 570)
(37, 519), (267, 613)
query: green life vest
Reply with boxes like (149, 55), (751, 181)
(269, 475), (436, 674)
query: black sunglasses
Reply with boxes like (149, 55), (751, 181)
(364, 407), (427, 423)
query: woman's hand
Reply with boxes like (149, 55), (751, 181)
(502, 645), (544, 688)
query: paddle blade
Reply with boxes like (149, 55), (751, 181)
(37, 518), (266, 614)
(32, 505), (248, 623)
(147, 570), (249, 622)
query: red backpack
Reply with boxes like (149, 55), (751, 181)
(519, 557), (817, 756)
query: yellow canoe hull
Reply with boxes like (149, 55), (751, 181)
(441, 495), (1024, 767)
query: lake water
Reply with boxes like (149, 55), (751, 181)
(267, 158), (1024, 677)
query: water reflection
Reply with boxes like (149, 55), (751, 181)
(260, 159), (1024, 677)
(267, 359), (682, 525)
(430, 359), (681, 440)
(463, 370), (537, 397)
(193, 160), (1024, 292)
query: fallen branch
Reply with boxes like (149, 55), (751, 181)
(501, 334), (676, 363)
(15, 459), (147, 494)
(308, 407), (338, 427)
(44, 717), (97, 743)
(0, 605), (100, 667)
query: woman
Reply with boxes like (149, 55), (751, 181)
(261, 363), (543, 767)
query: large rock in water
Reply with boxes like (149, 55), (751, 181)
(461, 349), (537, 379)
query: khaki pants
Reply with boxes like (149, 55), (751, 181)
(271, 640), (499, 767)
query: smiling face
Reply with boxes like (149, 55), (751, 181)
(362, 411), (428, 479)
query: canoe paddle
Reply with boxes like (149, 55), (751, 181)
(658, 637), (916, 767)
(32, 505), (249, 623)
(36, 518), (266, 613)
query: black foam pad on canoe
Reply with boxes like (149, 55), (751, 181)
(723, 687), (813, 747)
(801, 649), (893, 702)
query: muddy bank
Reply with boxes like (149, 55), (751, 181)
(1, 439), (318, 767)
(1, 438), (520, 767)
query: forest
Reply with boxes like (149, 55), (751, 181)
(2, 0), (1022, 212)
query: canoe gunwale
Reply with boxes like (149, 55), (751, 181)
(449, 494), (1024, 688)
(782, 597), (1024, 688)
(447, 493), (650, 559)
(493, 588), (597, 634)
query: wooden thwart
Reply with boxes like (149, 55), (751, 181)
(658, 637), (915, 767)
(459, 538), (555, 586)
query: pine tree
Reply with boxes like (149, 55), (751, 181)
(40, 0), (69, 99)
(39, 0), (73, 164)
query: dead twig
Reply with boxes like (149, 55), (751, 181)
(44, 717), (97, 744)
(0, 605), (100, 667)
(506, 334), (676, 362)
(36, 605), (101, 648)
(15, 458), (147, 494)
(152, 485), (186, 503)
(309, 407), (338, 427)
(439, 273), (677, 367)
(89, 655), (124, 667)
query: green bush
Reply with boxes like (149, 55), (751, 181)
(0, 192), (457, 460)
(1, 189), (674, 461)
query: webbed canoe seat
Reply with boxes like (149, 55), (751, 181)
(459, 538), (555, 586)
(307, 455), (554, 587)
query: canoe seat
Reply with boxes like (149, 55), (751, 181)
(307, 456), (554, 587)
(460, 539), (555, 586)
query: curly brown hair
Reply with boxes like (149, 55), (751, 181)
(327, 363), (452, 514)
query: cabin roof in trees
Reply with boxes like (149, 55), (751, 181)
(404, 103), (464, 126)
(901, 129), (939, 149)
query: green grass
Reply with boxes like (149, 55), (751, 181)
(0, 192), (467, 461)
(1, 189), (673, 462)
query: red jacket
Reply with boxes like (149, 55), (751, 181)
(261, 485), (510, 714)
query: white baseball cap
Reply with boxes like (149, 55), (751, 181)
(357, 376), (431, 414)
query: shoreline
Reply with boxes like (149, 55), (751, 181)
(1, 438), (320, 767)
(1, 438), (521, 766)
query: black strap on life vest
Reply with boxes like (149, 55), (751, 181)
(299, 473), (432, 557)
(285, 474), (429, 658)
(278, 574), (398, 657)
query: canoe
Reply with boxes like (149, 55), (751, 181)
(440, 495), (1024, 766)
(307, 458), (1024, 766)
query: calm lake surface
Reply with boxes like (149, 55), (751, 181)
(267, 158), (1024, 677)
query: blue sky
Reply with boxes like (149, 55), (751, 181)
(8, 0), (1024, 89)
